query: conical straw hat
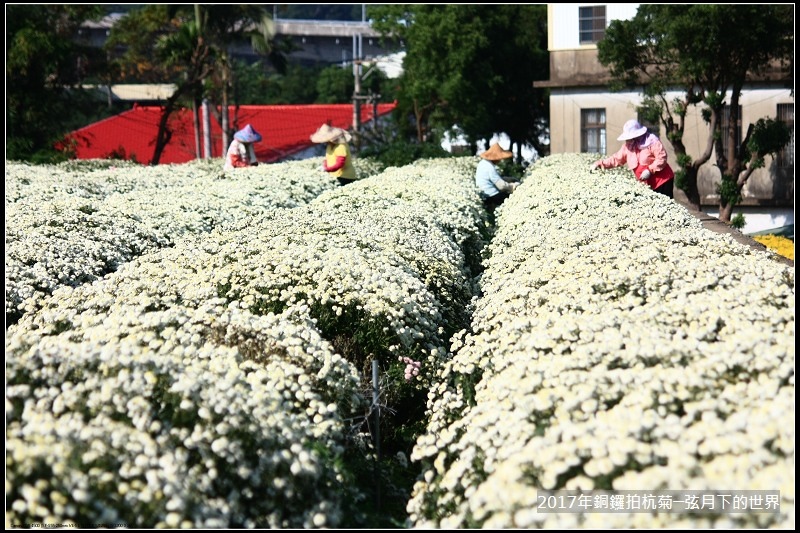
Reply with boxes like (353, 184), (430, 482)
(479, 143), (513, 161)
(233, 124), (262, 143)
(310, 123), (352, 143)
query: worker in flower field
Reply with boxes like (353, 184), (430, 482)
(224, 124), (261, 170)
(311, 123), (357, 186)
(475, 143), (519, 211)
(590, 119), (675, 198)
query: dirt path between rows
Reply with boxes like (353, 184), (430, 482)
(673, 191), (794, 268)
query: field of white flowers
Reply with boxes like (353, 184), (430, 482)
(5, 153), (794, 529)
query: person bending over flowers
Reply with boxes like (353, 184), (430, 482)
(591, 119), (675, 198)
(224, 124), (262, 170)
(311, 123), (357, 186)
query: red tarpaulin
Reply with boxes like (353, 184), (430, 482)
(60, 103), (397, 165)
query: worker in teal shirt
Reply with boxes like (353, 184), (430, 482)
(475, 143), (518, 209)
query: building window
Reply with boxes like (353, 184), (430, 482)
(720, 105), (742, 162)
(776, 103), (794, 168)
(581, 108), (606, 154)
(579, 6), (606, 45)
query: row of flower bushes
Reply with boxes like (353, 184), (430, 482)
(6, 156), (487, 528)
(6, 153), (793, 528)
(5, 158), (353, 325)
(406, 153), (795, 528)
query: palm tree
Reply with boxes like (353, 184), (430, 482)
(193, 5), (289, 155)
(151, 19), (213, 164)
(108, 5), (288, 164)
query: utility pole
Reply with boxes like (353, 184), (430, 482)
(194, 4), (203, 160)
(353, 33), (383, 148)
(352, 33), (363, 146)
(202, 99), (212, 159)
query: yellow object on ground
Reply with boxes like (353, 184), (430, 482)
(752, 234), (794, 260)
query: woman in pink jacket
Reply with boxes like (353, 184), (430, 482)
(590, 119), (675, 198)
(224, 124), (261, 171)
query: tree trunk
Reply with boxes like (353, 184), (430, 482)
(663, 95), (713, 212)
(719, 105), (753, 224)
(682, 166), (702, 210)
(192, 97), (201, 159)
(413, 100), (424, 143)
(222, 97), (229, 157)
(152, 84), (191, 164)
(221, 54), (230, 156)
(202, 99), (212, 159)
(718, 203), (734, 224)
(152, 101), (176, 165)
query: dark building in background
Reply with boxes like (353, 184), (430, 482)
(78, 9), (403, 68)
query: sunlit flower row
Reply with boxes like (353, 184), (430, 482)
(7, 306), (362, 528)
(407, 153), (795, 529)
(6, 156), (487, 528)
(5, 158), (337, 324)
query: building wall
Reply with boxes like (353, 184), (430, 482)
(547, 4), (638, 50)
(276, 20), (402, 66)
(541, 4), (794, 208)
(548, 86), (794, 206)
(80, 15), (402, 68)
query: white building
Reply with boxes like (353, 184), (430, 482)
(534, 4), (794, 235)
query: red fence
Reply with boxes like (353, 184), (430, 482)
(61, 103), (397, 165)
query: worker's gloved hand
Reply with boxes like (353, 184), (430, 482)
(639, 169), (652, 181)
(590, 162), (601, 172)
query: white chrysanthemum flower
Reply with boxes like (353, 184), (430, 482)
(407, 153), (793, 529)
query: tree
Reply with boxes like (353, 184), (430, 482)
(104, 5), (183, 84)
(315, 63), (396, 105)
(370, 5), (549, 160)
(188, 5), (289, 154)
(233, 61), (306, 104)
(106, 5), (214, 164)
(104, 5), (200, 164)
(598, 4), (793, 221)
(315, 65), (355, 104)
(6, 5), (108, 162)
(105, 5), (289, 164)
(151, 17), (213, 165)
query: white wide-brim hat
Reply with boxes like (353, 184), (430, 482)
(617, 119), (648, 141)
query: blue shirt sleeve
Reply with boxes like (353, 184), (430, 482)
(475, 159), (506, 197)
